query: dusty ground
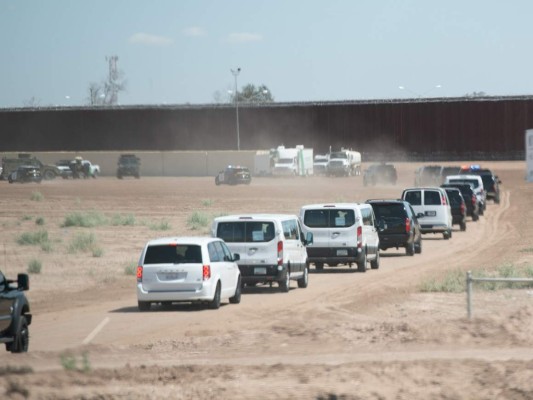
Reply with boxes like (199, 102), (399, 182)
(0, 161), (532, 399)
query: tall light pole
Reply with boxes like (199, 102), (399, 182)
(231, 67), (241, 150)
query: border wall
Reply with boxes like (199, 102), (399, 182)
(1, 96), (532, 160)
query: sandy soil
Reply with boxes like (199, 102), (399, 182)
(1, 161), (532, 399)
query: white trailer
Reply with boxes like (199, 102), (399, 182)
(254, 150), (272, 176)
(272, 145), (313, 177)
(326, 148), (361, 176)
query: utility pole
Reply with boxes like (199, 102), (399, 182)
(231, 68), (241, 150)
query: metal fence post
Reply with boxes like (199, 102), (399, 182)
(466, 271), (472, 319)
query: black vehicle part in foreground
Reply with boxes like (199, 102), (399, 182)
(0, 271), (31, 353)
(117, 154), (141, 179)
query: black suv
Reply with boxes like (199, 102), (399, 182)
(117, 154), (141, 179)
(363, 163), (398, 186)
(442, 187), (467, 231)
(0, 270), (31, 353)
(215, 166), (252, 185)
(441, 183), (479, 221)
(366, 199), (422, 256)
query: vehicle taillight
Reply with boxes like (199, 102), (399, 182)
(136, 266), (143, 282)
(472, 195), (476, 207)
(460, 202), (466, 215)
(357, 226), (363, 249)
(441, 195), (447, 205)
(277, 241), (283, 266)
(405, 218), (411, 234)
(203, 265), (211, 280)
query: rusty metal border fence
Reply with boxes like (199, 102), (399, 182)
(466, 271), (533, 319)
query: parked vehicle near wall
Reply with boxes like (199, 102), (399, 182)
(271, 145), (313, 177)
(215, 166), (251, 185)
(326, 148), (361, 177)
(1, 153), (61, 181)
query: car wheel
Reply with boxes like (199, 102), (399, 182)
(370, 251), (380, 269)
(479, 206), (484, 216)
(138, 301), (151, 311)
(414, 238), (422, 254)
(460, 221), (467, 231)
(443, 230), (451, 240)
(406, 241), (415, 256)
(315, 262), (324, 271)
(8, 316), (29, 353)
(229, 277), (242, 304)
(43, 170), (56, 180)
(279, 269), (290, 292)
(356, 251), (367, 272)
(297, 266), (309, 288)
(208, 282), (221, 309)
(472, 213), (479, 222)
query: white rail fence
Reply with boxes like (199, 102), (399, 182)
(466, 271), (533, 319)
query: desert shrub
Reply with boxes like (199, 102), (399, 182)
(35, 216), (45, 226)
(30, 191), (44, 201)
(27, 259), (42, 274)
(62, 211), (107, 228)
(5, 379), (30, 398)
(201, 199), (213, 207)
(146, 219), (171, 231)
(20, 215), (33, 221)
(111, 213), (136, 226)
(68, 232), (97, 253)
(419, 269), (465, 293)
(17, 230), (49, 246)
(92, 247), (104, 258)
(124, 262), (137, 276)
(187, 211), (210, 230)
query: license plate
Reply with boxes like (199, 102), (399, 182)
(254, 267), (267, 275)
(336, 249), (348, 256)
(425, 211), (437, 217)
(164, 273), (179, 280)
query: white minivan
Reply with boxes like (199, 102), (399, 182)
(299, 203), (380, 272)
(212, 214), (313, 292)
(401, 187), (453, 239)
(136, 236), (241, 311)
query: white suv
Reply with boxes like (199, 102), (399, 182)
(212, 214), (312, 292)
(401, 187), (453, 239)
(136, 237), (241, 311)
(444, 174), (486, 215)
(299, 203), (380, 272)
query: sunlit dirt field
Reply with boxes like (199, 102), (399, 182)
(1, 161), (532, 399)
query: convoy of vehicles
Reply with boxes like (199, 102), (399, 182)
(2, 151), (502, 346)
(0, 270), (31, 353)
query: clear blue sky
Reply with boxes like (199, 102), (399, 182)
(1, 0), (532, 108)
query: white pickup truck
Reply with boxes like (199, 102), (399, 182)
(71, 157), (100, 178)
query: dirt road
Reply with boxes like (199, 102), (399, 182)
(1, 161), (532, 399)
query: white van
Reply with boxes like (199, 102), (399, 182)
(211, 214), (313, 292)
(401, 187), (453, 239)
(444, 174), (486, 214)
(299, 203), (380, 272)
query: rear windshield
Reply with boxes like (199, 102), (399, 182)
(424, 190), (442, 205)
(304, 209), (356, 228)
(371, 203), (406, 219)
(449, 178), (479, 188)
(445, 190), (463, 205)
(404, 191), (422, 206)
(217, 221), (276, 243)
(144, 244), (202, 264)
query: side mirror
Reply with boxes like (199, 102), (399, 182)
(232, 253), (240, 262)
(17, 273), (29, 291)
(304, 232), (313, 245)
